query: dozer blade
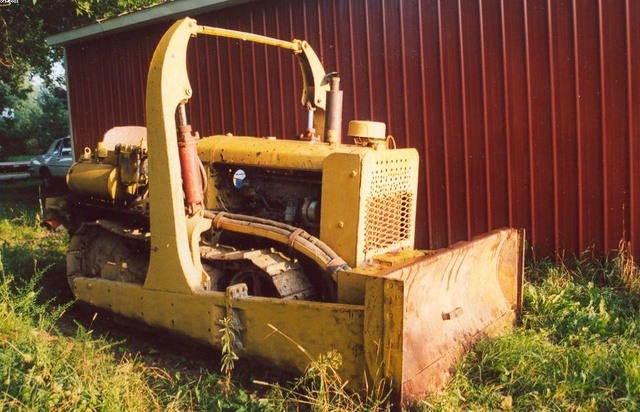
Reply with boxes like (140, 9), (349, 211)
(364, 228), (524, 406)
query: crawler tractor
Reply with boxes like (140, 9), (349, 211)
(61, 18), (524, 406)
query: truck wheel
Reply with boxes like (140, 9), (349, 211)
(41, 168), (53, 188)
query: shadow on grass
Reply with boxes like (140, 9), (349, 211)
(0, 178), (69, 217)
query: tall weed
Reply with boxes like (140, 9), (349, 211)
(256, 324), (391, 411)
(615, 239), (640, 293)
(0, 269), (160, 410)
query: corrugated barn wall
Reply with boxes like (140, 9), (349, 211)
(64, 0), (640, 258)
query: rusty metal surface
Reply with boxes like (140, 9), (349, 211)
(384, 228), (523, 404)
(65, 0), (640, 258)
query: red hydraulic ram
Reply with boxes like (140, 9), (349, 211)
(177, 103), (204, 214)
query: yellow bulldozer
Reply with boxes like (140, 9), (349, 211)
(58, 18), (524, 406)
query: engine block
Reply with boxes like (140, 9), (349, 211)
(198, 134), (419, 267)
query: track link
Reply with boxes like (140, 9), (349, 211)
(67, 220), (315, 300)
(200, 245), (315, 300)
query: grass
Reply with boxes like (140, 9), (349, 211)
(0, 273), (155, 410)
(1, 178), (640, 411)
(0, 181), (165, 410)
(0, 269), (272, 410)
(254, 325), (391, 411)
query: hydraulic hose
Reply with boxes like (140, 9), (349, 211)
(201, 210), (348, 274)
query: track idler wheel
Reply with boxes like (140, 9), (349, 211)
(228, 269), (279, 298)
(67, 223), (149, 288)
(200, 246), (316, 300)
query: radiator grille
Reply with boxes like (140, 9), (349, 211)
(364, 159), (415, 252)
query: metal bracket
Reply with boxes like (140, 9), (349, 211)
(441, 307), (463, 321)
(226, 283), (248, 301)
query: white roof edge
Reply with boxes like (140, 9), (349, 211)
(47, 0), (253, 46)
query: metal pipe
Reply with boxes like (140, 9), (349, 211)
(324, 74), (343, 145)
(198, 26), (301, 52)
(178, 103), (188, 126)
(307, 108), (314, 130)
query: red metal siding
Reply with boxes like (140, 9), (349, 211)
(65, 0), (640, 258)
(629, 0), (640, 260)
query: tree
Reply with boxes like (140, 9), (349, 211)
(0, 81), (69, 156)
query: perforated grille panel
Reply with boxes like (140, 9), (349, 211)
(364, 158), (415, 252)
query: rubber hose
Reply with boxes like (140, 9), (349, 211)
(202, 210), (348, 270)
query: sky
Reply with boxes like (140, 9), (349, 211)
(31, 61), (66, 88)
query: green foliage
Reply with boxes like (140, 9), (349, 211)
(32, 87), (70, 151)
(1, 0), (167, 156)
(0, 198), (156, 411)
(0, 271), (161, 410)
(0, 83), (70, 157)
(0, 180), (68, 302)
